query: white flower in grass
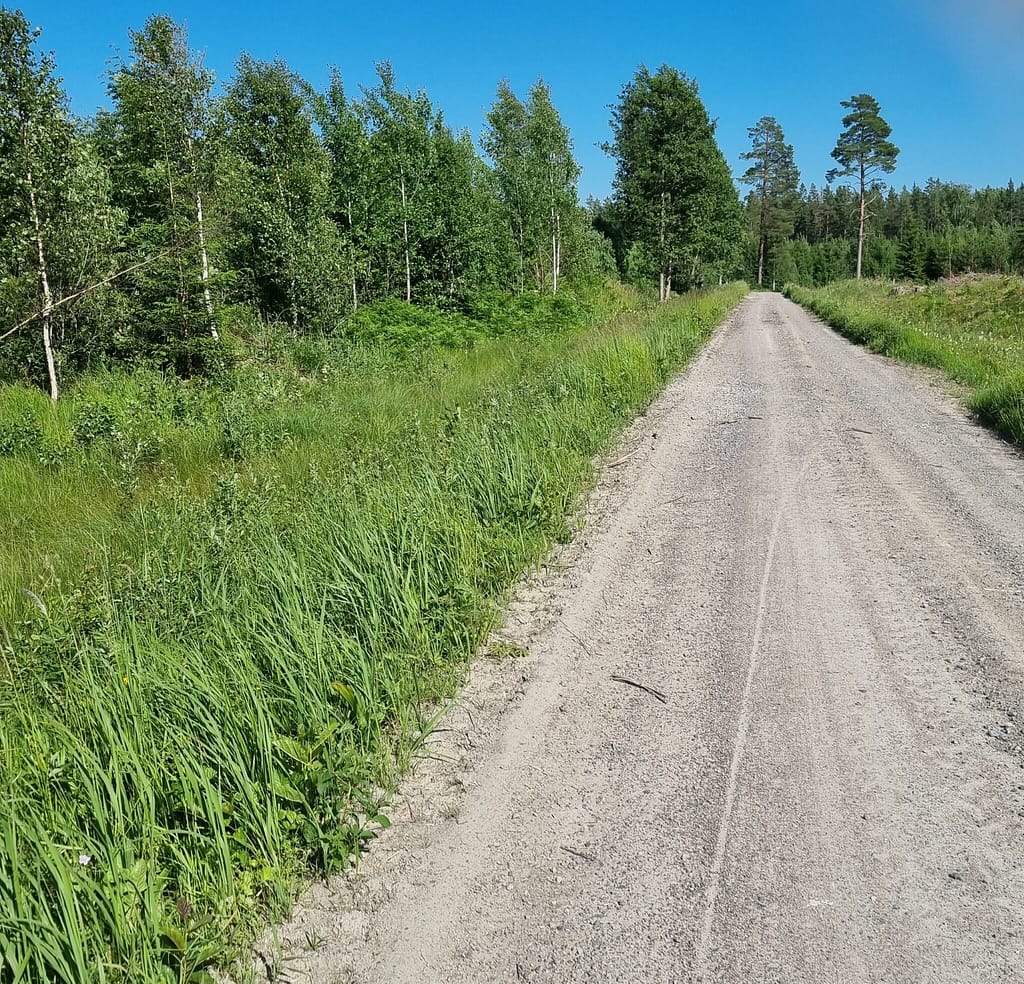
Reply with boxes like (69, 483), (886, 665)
(78, 854), (91, 867)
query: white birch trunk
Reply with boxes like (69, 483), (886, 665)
(195, 187), (217, 339)
(26, 168), (58, 401)
(347, 197), (358, 311)
(400, 173), (411, 303)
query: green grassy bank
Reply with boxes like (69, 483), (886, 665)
(785, 277), (1024, 445)
(0, 283), (746, 982)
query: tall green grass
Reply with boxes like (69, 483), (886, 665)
(0, 282), (746, 982)
(785, 277), (1024, 445)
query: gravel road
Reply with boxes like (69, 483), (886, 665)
(271, 292), (1024, 984)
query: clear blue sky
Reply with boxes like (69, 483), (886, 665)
(20, 0), (1024, 201)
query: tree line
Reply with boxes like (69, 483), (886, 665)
(0, 12), (609, 397)
(1, 10), (750, 400)
(13, 5), (1012, 401)
(715, 95), (1024, 288)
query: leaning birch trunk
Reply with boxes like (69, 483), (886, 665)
(400, 173), (411, 303)
(26, 167), (58, 401)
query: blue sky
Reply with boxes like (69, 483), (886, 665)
(20, 0), (1024, 201)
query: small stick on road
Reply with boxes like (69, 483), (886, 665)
(608, 448), (640, 468)
(847, 427), (874, 435)
(611, 674), (668, 703)
(564, 626), (595, 658)
(560, 845), (598, 863)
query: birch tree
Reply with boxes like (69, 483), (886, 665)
(99, 15), (220, 354)
(316, 71), (371, 310)
(482, 82), (535, 294)
(361, 63), (434, 303)
(0, 10), (74, 398)
(605, 65), (742, 299)
(525, 80), (579, 294)
(484, 80), (580, 294)
(219, 55), (341, 328)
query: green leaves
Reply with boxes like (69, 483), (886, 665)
(826, 93), (900, 278)
(741, 116), (801, 286)
(483, 79), (581, 295)
(605, 65), (743, 298)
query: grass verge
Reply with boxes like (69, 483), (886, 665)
(0, 282), (746, 982)
(785, 277), (1024, 445)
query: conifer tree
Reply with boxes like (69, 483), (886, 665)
(741, 116), (800, 287)
(827, 93), (899, 279)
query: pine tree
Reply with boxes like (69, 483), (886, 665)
(827, 93), (899, 279)
(741, 116), (800, 287)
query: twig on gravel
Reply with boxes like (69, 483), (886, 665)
(608, 448), (640, 468)
(662, 493), (704, 507)
(611, 674), (668, 703)
(560, 845), (598, 863)
(563, 625), (595, 658)
(747, 415), (764, 420)
(715, 418), (741, 425)
(847, 427), (874, 435)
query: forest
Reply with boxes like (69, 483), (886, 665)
(0, 11), (746, 401)
(2, 5), (1023, 982)
(3, 9), (1022, 400)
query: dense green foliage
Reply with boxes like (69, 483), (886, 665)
(0, 12), (612, 397)
(740, 116), (799, 287)
(0, 282), (746, 981)
(785, 277), (1024, 444)
(598, 65), (745, 300)
(749, 178), (1024, 289)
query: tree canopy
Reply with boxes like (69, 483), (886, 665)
(604, 65), (743, 300)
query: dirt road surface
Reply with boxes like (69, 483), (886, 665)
(270, 292), (1024, 984)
